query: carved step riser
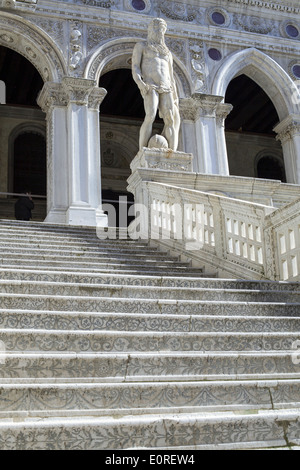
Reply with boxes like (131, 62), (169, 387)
(0, 380), (299, 414)
(0, 353), (299, 381)
(0, 412), (297, 450)
(0, 330), (298, 353)
(0, 312), (299, 333)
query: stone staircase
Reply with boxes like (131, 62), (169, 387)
(0, 220), (300, 450)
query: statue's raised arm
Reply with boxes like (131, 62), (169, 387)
(132, 18), (180, 151)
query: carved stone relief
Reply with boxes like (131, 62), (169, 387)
(234, 14), (276, 35)
(26, 16), (67, 60)
(158, 0), (201, 23)
(69, 23), (84, 74)
(189, 41), (207, 93)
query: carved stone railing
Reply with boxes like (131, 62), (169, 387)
(129, 180), (300, 281)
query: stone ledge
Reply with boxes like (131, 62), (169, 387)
(130, 148), (194, 173)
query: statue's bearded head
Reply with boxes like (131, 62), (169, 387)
(148, 18), (167, 43)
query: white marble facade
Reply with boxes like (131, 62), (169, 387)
(0, 0), (300, 226)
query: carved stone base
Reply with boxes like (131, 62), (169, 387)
(45, 206), (108, 227)
(130, 147), (194, 173)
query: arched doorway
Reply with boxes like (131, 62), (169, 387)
(211, 48), (300, 183)
(0, 46), (46, 220)
(99, 68), (164, 226)
(225, 74), (285, 181)
(13, 132), (46, 195)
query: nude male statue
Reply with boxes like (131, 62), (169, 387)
(132, 18), (181, 151)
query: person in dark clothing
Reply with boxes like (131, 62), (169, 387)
(14, 192), (34, 221)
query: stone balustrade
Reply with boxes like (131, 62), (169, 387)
(130, 179), (300, 281)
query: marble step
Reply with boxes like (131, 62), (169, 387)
(0, 409), (299, 449)
(0, 379), (299, 417)
(0, 351), (299, 382)
(0, 310), (300, 333)
(0, 328), (299, 353)
(0, 293), (298, 315)
(0, 269), (295, 291)
(0, 251), (189, 265)
(0, 280), (298, 302)
(0, 264), (207, 277)
(0, 220), (122, 236)
(0, 241), (170, 257)
(0, 258), (199, 274)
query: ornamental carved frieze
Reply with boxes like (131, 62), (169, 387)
(158, 0), (201, 23)
(26, 16), (66, 59)
(234, 14), (276, 35)
(87, 25), (147, 53)
(77, 0), (115, 7)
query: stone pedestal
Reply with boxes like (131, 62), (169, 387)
(130, 147), (194, 173)
(127, 147), (194, 239)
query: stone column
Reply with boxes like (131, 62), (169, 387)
(274, 115), (300, 184)
(37, 78), (108, 227)
(216, 102), (233, 175)
(180, 94), (231, 176)
(37, 81), (69, 225)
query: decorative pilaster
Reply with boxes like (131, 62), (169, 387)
(37, 82), (69, 225)
(180, 94), (231, 175)
(37, 78), (108, 227)
(274, 115), (300, 184)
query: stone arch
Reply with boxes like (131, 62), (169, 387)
(85, 38), (192, 98)
(0, 12), (67, 82)
(211, 47), (300, 121)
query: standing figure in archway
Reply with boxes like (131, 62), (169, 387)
(132, 18), (180, 151)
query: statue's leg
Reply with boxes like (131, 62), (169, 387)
(139, 89), (159, 149)
(160, 93), (179, 151)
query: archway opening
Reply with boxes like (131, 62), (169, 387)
(0, 46), (46, 220)
(99, 68), (163, 226)
(225, 74), (285, 181)
(13, 132), (46, 195)
(256, 155), (286, 182)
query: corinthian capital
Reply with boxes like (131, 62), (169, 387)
(180, 94), (230, 122)
(62, 77), (97, 106)
(274, 115), (300, 144)
(37, 82), (68, 112)
(37, 79), (107, 112)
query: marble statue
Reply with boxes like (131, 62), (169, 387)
(132, 18), (180, 151)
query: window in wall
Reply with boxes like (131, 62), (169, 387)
(13, 132), (46, 195)
(256, 155), (286, 182)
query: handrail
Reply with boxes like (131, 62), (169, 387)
(0, 192), (46, 199)
(137, 181), (300, 281)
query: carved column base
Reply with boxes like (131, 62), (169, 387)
(130, 147), (194, 173)
(67, 204), (108, 227)
(44, 206), (108, 227)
